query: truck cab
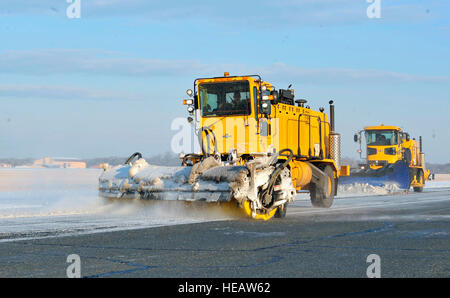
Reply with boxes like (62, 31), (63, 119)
(353, 124), (430, 192)
(363, 125), (403, 170)
(182, 72), (346, 211)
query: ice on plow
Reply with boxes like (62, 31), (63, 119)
(98, 152), (296, 219)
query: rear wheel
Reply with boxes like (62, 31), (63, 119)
(310, 165), (335, 208)
(274, 203), (287, 218)
(413, 170), (424, 193)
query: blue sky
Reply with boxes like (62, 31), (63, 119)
(0, 0), (449, 162)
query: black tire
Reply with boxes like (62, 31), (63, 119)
(413, 170), (424, 193)
(274, 204), (287, 218)
(413, 186), (423, 193)
(310, 165), (335, 208)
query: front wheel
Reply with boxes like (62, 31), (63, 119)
(241, 200), (278, 221)
(310, 165), (335, 208)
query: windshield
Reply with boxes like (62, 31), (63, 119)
(199, 81), (251, 117)
(365, 130), (399, 146)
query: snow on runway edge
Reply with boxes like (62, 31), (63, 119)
(0, 168), (449, 242)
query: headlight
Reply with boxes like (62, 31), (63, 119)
(186, 89), (193, 97)
(187, 106), (194, 113)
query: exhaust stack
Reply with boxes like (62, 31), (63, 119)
(330, 100), (335, 132)
(419, 136), (426, 168)
(328, 100), (341, 169)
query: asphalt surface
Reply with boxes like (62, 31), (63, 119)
(0, 188), (449, 278)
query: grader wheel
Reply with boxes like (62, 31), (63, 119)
(413, 170), (424, 193)
(310, 165), (335, 208)
(274, 203), (287, 218)
(241, 200), (278, 221)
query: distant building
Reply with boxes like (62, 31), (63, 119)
(433, 174), (450, 181)
(0, 163), (12, 168)
(90, 163), (104, 169)
(33, 157), (86, 168)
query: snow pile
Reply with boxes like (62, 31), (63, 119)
(338, 183), (401, 197)
(424, 181), (450, 189)
(0, 168), (235, 242)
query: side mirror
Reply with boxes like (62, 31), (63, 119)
(354, 134), (359, 143)
(194, 95), (199, 109)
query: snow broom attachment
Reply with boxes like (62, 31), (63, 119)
(99, 153), (240, 202)
(98, 150), (296, 219)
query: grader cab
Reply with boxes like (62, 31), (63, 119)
(341, 125), (430, 192)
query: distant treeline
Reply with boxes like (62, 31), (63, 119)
(85, 152), (181, 167)
(0, 158), (34, 167)
(427, 163), (450, 174)
(2, 154), (450, 174)
(0, 152), (181, 168)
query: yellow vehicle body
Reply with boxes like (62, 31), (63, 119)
(360, 124), (430, 191)
(196, 75), (340, 189)
(187, 73), (347, 215)
(98, 73), (348, 221)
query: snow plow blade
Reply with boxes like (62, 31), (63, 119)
(339, 161), (410, 190)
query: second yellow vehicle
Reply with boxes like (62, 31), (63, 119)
(341, 124), (430, 192)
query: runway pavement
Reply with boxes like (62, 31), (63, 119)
(0, 188), (449, 278)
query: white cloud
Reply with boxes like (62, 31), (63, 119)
(441, 26), (450, 34)
(0, 84), (148, 101)
(255, 63), (450, 84)
(0, 0), (443, 26)
(1, 49), (449, 85)
(0, 49), (209, 76)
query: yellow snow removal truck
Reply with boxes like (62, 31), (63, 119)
(340, 125), (430, 192)
(99, 73), (349, 220)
